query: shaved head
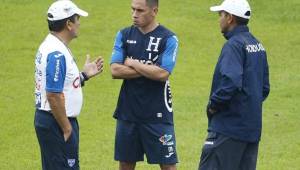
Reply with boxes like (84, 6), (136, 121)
(146, 0), (158, 7)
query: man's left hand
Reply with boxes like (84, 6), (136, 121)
(82, 54), (104, 79)
(124, 57), (139, 68)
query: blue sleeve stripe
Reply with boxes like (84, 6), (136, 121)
(110, 31), (125, 64)
(46, 51), (66, 93)
(160, 36), (179, 73)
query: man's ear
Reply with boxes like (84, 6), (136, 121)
(152, 7), (158, 17)
(227, 13), (234, 24)
(66, 20), (72, 31)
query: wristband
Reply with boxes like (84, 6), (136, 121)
(81, 72), (89, 81)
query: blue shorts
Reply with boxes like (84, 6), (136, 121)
(198, 132), (259, 170)
(34, 109), (79, 170)
(114, 120), (178, 164)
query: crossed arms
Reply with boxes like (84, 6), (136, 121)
(111, 58), (170, 82)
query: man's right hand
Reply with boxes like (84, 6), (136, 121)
(62, 124), (72, 142)
(206, 104), (217, 119)
(47, 92), (73, 142)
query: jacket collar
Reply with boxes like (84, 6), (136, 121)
(223, 25), (249, 40)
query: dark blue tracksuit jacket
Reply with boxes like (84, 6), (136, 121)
(208, 25), (270, 142)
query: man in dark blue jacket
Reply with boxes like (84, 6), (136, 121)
(198, 0), (270, 170)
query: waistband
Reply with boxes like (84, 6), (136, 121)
(36, 109), (77, 120)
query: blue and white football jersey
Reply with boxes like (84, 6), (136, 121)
(35, 34), (83, 117)
(111, 25), (179, 124)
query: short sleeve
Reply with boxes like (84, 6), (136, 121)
(159, 36), (179, 73)
(46, 51), (66, 93)
(110, 31), (125, 64)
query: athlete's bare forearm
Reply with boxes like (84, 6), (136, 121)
(46, 92), (72, 141)
(110, 63), (141, 79)
(124, 58), (169, 81)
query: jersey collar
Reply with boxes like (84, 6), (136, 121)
(223, 25), (249, 40)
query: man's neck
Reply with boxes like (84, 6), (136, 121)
(227, 23), (238, 33)
(138, 21), (159, 34)
(51, 31), (71, 45)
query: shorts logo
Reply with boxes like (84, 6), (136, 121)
(67, 159), (75, 167)
(165, 152), (174, 158)
(159, 134), (173, 146)
(159, 134), (176, 158)
(168, 146), (174, 152)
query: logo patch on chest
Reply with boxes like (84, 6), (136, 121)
(126, 40), (137, 44)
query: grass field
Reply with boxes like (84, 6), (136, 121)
(0, 0), (300, 169)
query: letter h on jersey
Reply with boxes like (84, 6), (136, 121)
(146, 36), (162, 52)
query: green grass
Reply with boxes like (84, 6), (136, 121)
(0, 0), (300, 169)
